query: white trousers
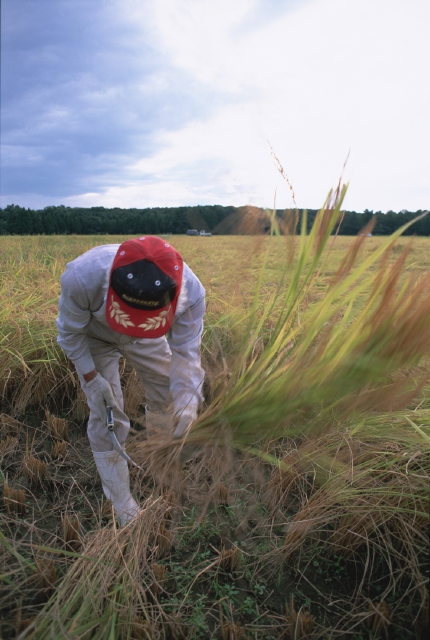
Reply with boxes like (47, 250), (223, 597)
(79, 332), (172, 452)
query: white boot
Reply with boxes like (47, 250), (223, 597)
(93, 450), (139, 526)
(145, 405), (174, 438)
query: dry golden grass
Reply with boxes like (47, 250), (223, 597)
(1, 212), (429, 639)
(21, 497), (171, 639)
(1, 404), (428, 639)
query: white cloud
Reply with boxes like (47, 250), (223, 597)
(3, 0), (429, 211)
(128, 0), (430, 211)
(150, 0), (259, 91)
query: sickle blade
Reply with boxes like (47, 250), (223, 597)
(106, 406), (144, 470)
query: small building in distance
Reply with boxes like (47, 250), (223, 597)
(186, 229), (212, 236)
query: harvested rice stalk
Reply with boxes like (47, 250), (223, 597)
(0, 436), (19, 458)
(266, 451), (303, 510)
(214, 481), (230, 505)
(45, 410), (68, 440)
(50, 439), (67, 460)
(0, 414), (25, 437)
(35, 557), (57, 603)
(221, 620), (244, 640)
(23, 457), (48, 486)
(218, 545), (242, 573)
(16, 602), (37, 637)
(154, 523), (173, 559)
(165, 614), (187, 639)
(101, 499), (114, 520)
(62, 514), (81, 552)
(414, 587), (429, 639)
(150, 564), (167, 596)
(365, 600), (392, 639)
(286, 595), (315, 639)
(3, 483), (26, 515)
(161, 488), (177, 506)
(130, 616), (154, 640)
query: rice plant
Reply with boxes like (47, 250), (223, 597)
(0, 195), (429, 638)
(132, 188), (430, 466)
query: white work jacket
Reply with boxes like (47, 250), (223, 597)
(56, 244), (205, 417)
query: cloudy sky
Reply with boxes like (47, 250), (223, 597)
(2, 0), (429, 212)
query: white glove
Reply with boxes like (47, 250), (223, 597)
(173, 410), (196, 439)
(85, 373), (117, 415)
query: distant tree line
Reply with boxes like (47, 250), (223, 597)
(276, 208), (429, 236)
(0, 204), (428, 236)
(0, 204), (235, 236)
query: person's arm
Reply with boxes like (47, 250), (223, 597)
(56, 267), (97, 376)
(167, 294), (205, 435)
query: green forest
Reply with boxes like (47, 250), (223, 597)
(0, 203), (429, 236)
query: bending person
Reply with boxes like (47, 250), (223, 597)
(56, 236), (205, 524)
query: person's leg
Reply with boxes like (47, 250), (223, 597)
(79, 335), (138, 524)
(79, 336), (129, 452)
(92, 449), (139, 525)
(122, 337), (174, 436)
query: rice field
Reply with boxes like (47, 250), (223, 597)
(1, 202), (429, 639)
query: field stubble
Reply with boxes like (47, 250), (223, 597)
(1, 203), (430, 639)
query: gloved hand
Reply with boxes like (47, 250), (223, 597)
(84, 373), (117, 415)
(173, 411), (202, 463)
(173, 409), (196, 439)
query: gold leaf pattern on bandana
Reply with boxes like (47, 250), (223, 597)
(109, 296), (136, 328)
(137, 308), (170, 331)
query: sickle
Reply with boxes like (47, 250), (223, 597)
(106, 406), (144, 470)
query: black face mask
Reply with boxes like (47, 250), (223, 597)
(111, 259), (177, 310)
